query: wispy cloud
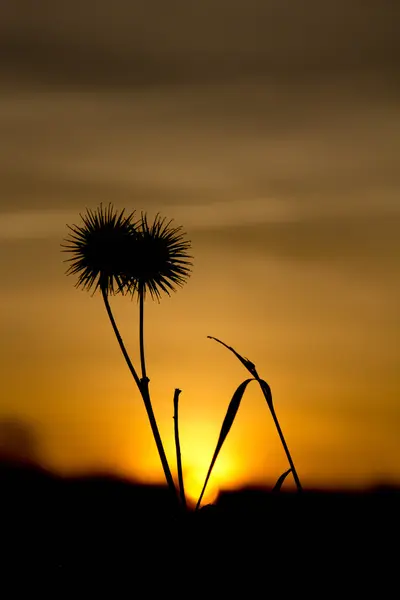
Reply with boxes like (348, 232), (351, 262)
(0, 209), (77, 241)
(1, 82), (399, 225)
(0, 198), (293, 242)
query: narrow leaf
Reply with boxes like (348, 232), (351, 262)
(215, 378), (254, 453)
(196, 378), (255, 510)
(207, 336), (258, 377)
(272, 469), (292, 492)
(258, 378), (274, 411)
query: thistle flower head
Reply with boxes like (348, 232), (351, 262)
(63, 205), (192, 301)
(127, 213), (192, 301)
(62, 203), (136, 295)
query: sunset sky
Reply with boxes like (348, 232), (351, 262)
(1, 0), (399, 503)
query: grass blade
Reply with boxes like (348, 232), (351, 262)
(207, 336), (258, 377)
(258, 378), (273, 411)
(196, 378), (255, 510)
(208, 335), (303, 492)
(173, 388), (186, 511)
(272, 469), (292, 492)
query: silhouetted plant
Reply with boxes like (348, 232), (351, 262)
(62, 204), (302, 516)
(62, 204), (192, 509)
(195, 336), (302, 509)
(125, 213), (192, 301)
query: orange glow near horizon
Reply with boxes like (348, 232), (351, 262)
(177, 430), (244, 506)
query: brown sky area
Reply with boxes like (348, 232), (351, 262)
(0, 1), (399, 502)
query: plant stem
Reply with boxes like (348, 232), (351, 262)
(102, 287), (141, 389)
(259, 379), (302, 492)
(102, 287), (179, 506)
(140, 377), (179, 505)
(268, 401), (303, 492)
(173, 388), (187, 510)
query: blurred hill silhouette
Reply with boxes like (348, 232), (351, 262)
(0, 418), (397, 589)
(0, 418), (40, 466)
(1, 460), (398, 584)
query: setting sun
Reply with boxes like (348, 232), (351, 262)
(180, 442), (241, 507)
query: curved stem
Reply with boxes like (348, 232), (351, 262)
(102, 287), (141, 390)
(268, 402), (303, 492)
(102, 288), (179, 506)
(259, 378), (302, 492)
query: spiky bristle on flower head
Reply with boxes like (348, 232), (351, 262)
(126, 213), (192, 301)
(62, 203), (137, 295)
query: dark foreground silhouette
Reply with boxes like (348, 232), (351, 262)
(1, 462), (398, 590)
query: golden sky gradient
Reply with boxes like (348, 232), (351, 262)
(1, 1), (399, 503)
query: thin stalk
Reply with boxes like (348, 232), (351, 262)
(102, 287), (141, 389)
(258, 377), (302, 492)
(173, 388), (186, 510)
(267, 400), (303, 492)
(102, 287), (179, 505)
(140, 378), (179, 505)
